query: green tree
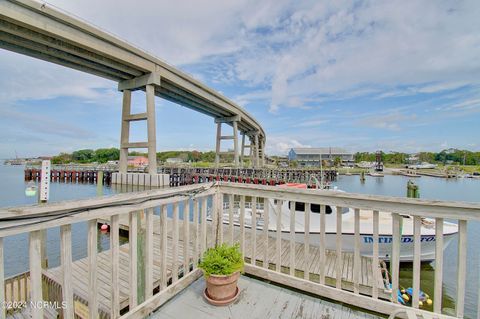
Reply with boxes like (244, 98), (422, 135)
(72, 149), (95, 163)
(334, 156), (342, 167)
(94, 148), (119, 163)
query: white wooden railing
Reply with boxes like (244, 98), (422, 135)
(217, 183), (480, 319)
(0, 182), (479, 319)
(0, 184), (216, 319)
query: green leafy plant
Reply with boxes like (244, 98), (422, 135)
(198, 243), (244, 277)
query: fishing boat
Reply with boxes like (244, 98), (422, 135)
(213, 184), (458, 262)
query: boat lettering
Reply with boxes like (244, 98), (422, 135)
(363, 236), (435, 243)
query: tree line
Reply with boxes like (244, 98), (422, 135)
(51, 148), (218, 164)
(354, 149), (480, 165)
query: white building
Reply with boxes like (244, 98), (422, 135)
(288, 147), (354, 167)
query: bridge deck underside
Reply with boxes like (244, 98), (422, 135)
(0, 4), (263, 136)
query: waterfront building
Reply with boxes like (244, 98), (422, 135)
(127, 156), (149, 167)
(288, 147), (354, 167)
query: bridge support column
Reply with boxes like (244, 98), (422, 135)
(117, 72), (161, 177)
(240, 132), (246, 166)
(254, 134), (260, 167)
(244, 131), (260, 168)
(214, 115), (241, 167)
(261, 138), (266, 167)
(119, 90), (131, 173)
(146, 84), (157, 175)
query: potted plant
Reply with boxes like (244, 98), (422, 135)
(198, 243), (244, 306)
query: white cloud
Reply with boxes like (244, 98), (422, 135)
(265, 136), (311, 155)
(0, 51), (114, 103)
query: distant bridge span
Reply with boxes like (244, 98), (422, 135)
(0, 0), (266, 172)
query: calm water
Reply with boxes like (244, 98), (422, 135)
(0, 165), (149, 278)
(0, 165), (478, 317)
(333, 174), (479, 318)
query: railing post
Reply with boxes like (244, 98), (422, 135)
(372, 210), (379, 299)
(353, 208), (360, 294)
(335, 206), (343, 289)
(129, 212), (138, 307)
(159, 205), (168, 290)
(304, 203), (310, 280)
(319, 205), (326, 285)
(110, 215), (120, 318)
(145, 208), (153, 299)
(183, 200), (190, 275)
(289, 201), (296, 276)
(30, 231), (44, 319)
(412, 216), (422, 308)
(251, 197), (257, 265)
(434, 217), (444, 313)
(456, 220), (467, 318)
(0, 238), (5, 319)
(391, 213), (401, 303)
(60, 225), (74, 319)
(263, 199), (269, 269)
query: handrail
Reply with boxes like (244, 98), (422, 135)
(218, 182), (480, 221)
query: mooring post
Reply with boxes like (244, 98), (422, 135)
(96, 170), (104, 196)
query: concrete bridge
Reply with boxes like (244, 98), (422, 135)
(0, 0), (266, 175)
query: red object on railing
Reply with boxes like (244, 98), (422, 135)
(223, 175), (228, 182)
(238, 176), (242, 183)
(216, 175), (220, 181)
(262, 179), (266, 185)
(254, 178), (258, 184)
(270, 179), (275, 186)
(246, 177), (251, 183)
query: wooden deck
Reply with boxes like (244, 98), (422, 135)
(151, 275), (384, 319)
(43, 216), (389, 316)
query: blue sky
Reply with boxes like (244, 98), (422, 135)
(1, 0), (479, 158)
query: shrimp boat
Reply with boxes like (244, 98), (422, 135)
(213, 183), (458, 262)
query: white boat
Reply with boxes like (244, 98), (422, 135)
(368, 171), (384, 177)
(214, 186), (458, 262)
(25, 182), (37, 197)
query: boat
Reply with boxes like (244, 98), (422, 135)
(25, 182), (37, 197)
(212, 184), (458, 262)
(400, 170), (421, 178)
(368, 171), (384, 177)
(407, 162), (437, 169)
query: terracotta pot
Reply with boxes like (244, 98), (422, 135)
(204, 271), (240, 305)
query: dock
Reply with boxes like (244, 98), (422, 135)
(24, 165), (338, 187)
